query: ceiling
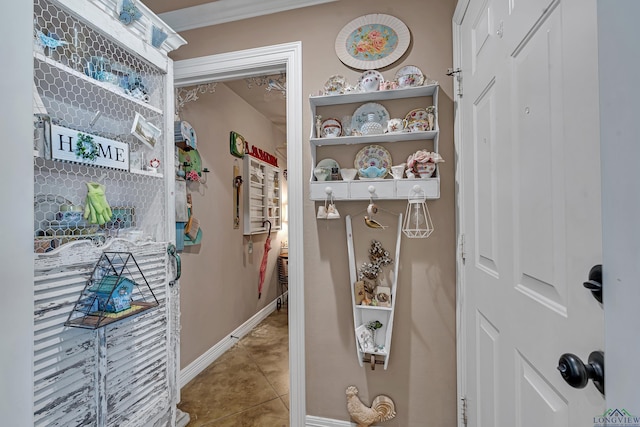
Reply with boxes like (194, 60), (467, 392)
(144, 1), (298, 142)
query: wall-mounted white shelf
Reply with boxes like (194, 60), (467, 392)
(243, 155), (282, 235)
(346, 213), (403, 370)
(309, 84), (441, 201)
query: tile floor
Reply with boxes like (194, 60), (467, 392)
(178, 307), (289, 426)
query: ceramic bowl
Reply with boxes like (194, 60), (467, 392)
(340, 168), (357, 181)
(314, 167), (331, 181)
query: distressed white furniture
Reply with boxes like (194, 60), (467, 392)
(32, 0), (185, 425)
(308, 84), (440, 201)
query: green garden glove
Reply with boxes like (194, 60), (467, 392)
(83, 182), (113, 225)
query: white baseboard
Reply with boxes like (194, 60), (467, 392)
(306, 415), (358, 427)
(179, 294), (285, 388)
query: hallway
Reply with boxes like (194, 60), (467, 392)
(178, 308), (290, 426)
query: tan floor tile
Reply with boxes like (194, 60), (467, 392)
(179, 345), (279, 426)
(279, 393), (289, 410)
(205, 397), (289, 427)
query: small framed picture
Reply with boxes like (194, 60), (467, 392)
(131, 112), (161, 149)
(355, 324), (376, 353)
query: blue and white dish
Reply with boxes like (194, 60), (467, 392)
(351, 103), (390, 132)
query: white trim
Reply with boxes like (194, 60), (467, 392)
(305, 415), (355, 426)
(452, 6), (466, 427)
(173, 41), (305, 426)
(179, 295), (284, 387)
(305, 415), (386, 427)
(159, 0), (339, 32)
(453, 0), (470, 25)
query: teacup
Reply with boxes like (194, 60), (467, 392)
(407, 120), (429, 132)
(391, 164), (406, 179)
(360, 76), (381, 92)
(322, 125), (341, 138)
(380, 81), (398, 90)
(387, 118), (407, 133)
(340, 168), (357, 181)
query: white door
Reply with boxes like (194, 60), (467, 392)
(457, 0), (605, 425)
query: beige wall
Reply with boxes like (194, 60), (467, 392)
(178, 83), (287, 367)
(171, 0), (457, 424)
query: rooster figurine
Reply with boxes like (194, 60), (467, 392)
(346, 386), (396, 427)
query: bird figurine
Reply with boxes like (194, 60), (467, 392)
(36, 30), (68, 51)
(119, 0), (142, 25)
(364, 216), (387, 229)
(346, 386), (396, 427)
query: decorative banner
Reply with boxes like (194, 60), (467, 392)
(247, 144), (278, 167)
(51, 124), (129, 170)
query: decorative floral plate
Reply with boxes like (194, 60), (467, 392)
(351, 102), (390, 132)
(335, 14), (411, 70)
(354, 145), (392, 179)
(324, 75), (347, 95)
(394, 65), (425, 87)
(358, 70), (384, 92)
(405, 108), (431, 123)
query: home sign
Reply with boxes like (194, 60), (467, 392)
(51, 124), (129, 170)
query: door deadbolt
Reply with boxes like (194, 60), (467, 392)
(583, 264), (602, 303)
(557, 351), (604, 395)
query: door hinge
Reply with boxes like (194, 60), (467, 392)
(461, 396), (468, 427)
(459, 234), (466, 264)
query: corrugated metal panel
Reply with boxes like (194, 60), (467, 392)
(34, 240), (170, 427)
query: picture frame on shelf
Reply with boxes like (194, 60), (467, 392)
(131, 112), (161, 149)
(356, 324), (376, 353)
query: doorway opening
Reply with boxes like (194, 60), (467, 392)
(173, 42), (305, 426)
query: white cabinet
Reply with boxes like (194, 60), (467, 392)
(243, 155), (282, 235)
(308, 84), (440, 201)
(32, 0), (186, 425)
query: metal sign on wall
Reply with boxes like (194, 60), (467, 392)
(51, 124), (130, 170)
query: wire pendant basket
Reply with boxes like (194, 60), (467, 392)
(402, 185), (434, 238)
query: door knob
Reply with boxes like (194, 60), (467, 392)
(583, 264), (602, 303)
(557, 351), (604, 395)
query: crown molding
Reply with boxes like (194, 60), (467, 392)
(159, 0), (339, 32)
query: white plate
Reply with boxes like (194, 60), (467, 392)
(358, 70), (384, 92)
(351, 102), (390, 132)
(334, 14), (411, 70)
(354, 145), (392, 178)
(394, 65), (425, 87)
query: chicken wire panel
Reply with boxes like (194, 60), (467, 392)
(33, 0), (167, 252)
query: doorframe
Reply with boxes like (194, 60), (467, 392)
(452, 2), (469, 426)
(173, 41), (305, 425)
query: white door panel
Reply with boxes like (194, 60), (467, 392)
(458, 0), (604, 425)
